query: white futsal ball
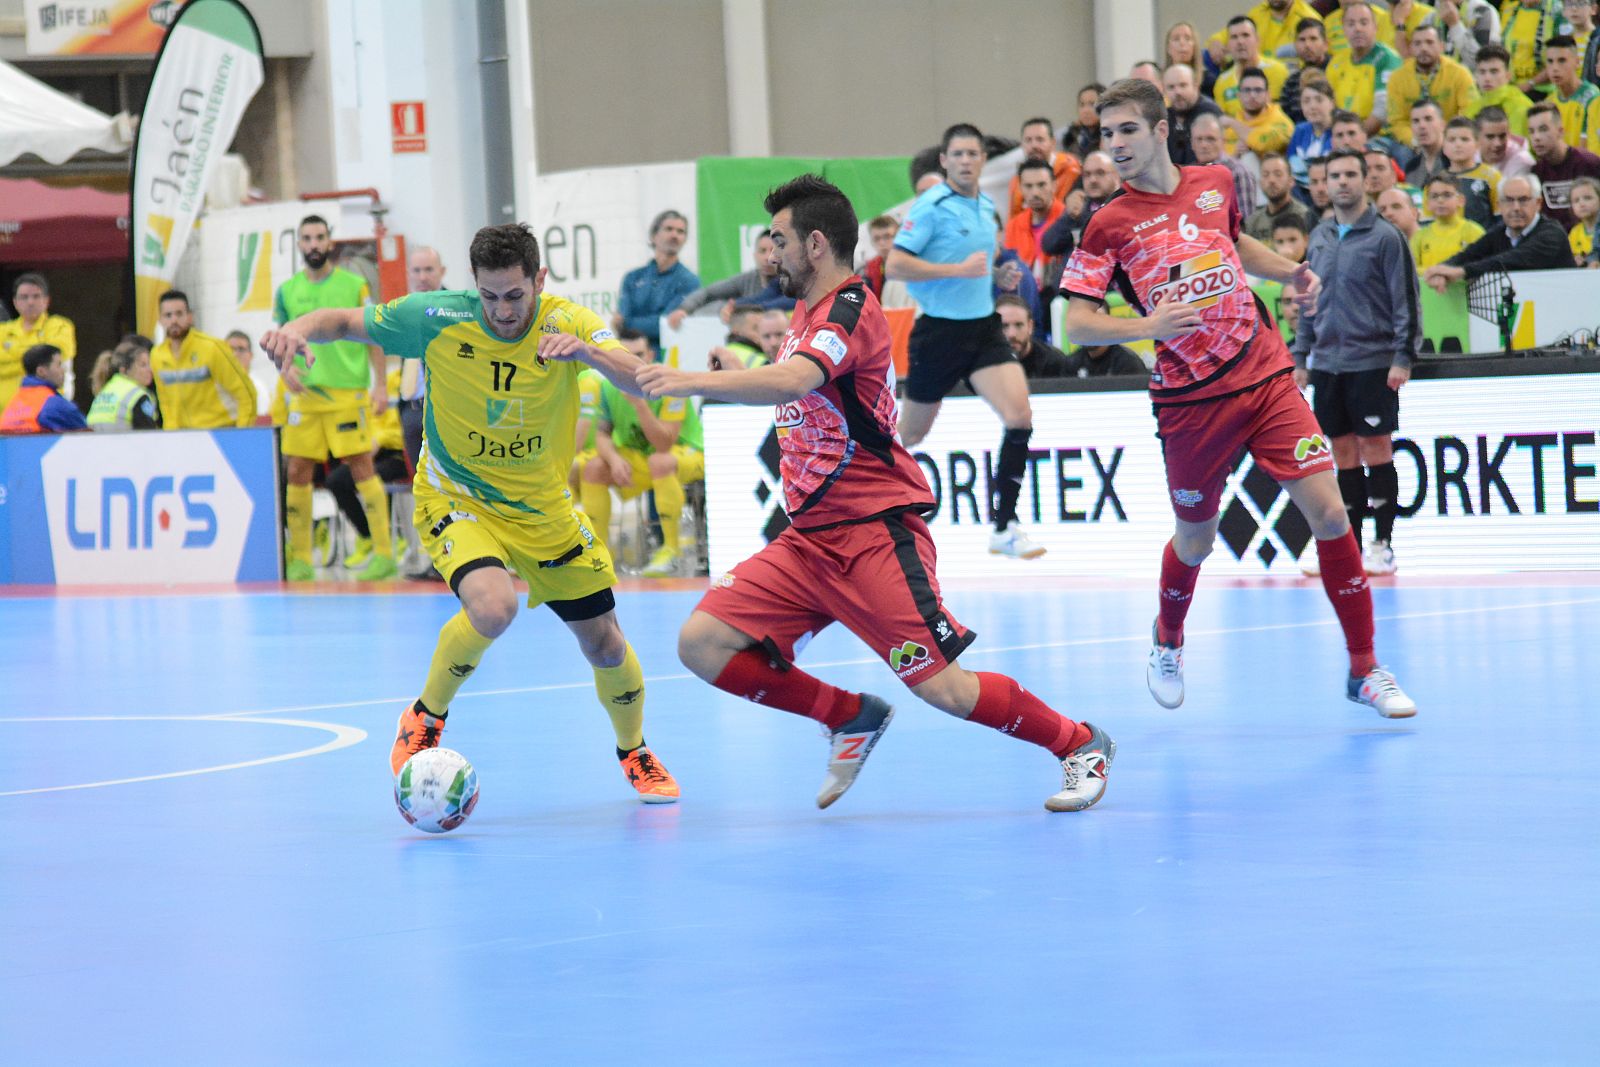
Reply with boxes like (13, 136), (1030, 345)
(394, 747), (480, 833)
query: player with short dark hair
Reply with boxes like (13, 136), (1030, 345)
(1062, 78), (1417, 719)
(888, 123), (1047, 560)
(261, 221), (681, 805)
(638, 174), (1116, 813)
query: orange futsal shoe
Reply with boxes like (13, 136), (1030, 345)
(390, 702), (445, 776)
(619, 746), (680, 804)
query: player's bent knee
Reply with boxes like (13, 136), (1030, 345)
(570, 613), (626, 667)
(911, 663), (979, 718)
(580, 457), (608, 484)
(647, 452), (677, 478)
(464, 594), (517, 639)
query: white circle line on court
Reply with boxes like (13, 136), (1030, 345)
(30, 593), (1600, 724)
(0, 716), (368, 798)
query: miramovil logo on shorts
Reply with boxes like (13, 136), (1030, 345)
(888, 641), (931, 675)
(1292, 435), (1331, 463)
(1148, 251), (1238, 310)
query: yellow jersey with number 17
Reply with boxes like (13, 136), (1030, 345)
(363, 289), (626, 525)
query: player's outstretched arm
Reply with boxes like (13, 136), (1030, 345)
(1064, 296), (1202, 344)
(259, 308), (370, 373)
(539, 334), (648, 397)
(637, 357), (823, 405)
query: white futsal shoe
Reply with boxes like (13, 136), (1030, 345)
(1045, 721), (1115, 812)
(817, 694), (894, 809)
(989, 522), (1046, 559)
(1146, 620), (1185, 708)
(1347, 667), (1417, 719)
(1363, 539), (1397, 576)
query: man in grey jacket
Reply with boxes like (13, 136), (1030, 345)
(664, 229), (795, 331)
(1292, 148), (1421, 578)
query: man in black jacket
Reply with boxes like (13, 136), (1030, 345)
(1421, 173), (1573, 292)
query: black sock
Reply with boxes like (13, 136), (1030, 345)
(1367, 461), (1398, 545)
(616, 741), (646, 760)
(994, 426), (1032, 531)
(1337, 467), (1367, 549)
(413, 699), (445, 720)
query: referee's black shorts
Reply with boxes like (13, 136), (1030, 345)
(1309, 366), (1400, 438)
(904, 313), (1017, 404)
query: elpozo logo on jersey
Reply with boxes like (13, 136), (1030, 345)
(40, 434), (253, 584)
(1148, 251), (1238, 310)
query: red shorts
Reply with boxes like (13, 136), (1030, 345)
(697, 511), (976, 685)
(1155, 370), (1333, 522)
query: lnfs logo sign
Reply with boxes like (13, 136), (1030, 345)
(40, 434), (254, 584)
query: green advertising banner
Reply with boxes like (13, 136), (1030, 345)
(695, 156), (911, 283)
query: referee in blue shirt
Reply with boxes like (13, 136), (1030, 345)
(889, 123), (1043, 559)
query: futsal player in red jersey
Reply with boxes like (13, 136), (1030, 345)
(638, 175), (1115, 812)
(1062, 79), (1416, 718)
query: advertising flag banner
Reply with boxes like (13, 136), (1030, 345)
(130, 0), (262, 335)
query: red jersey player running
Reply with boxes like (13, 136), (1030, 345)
(1062, 79), (1416, 719)
(638, 175), (1115, 812)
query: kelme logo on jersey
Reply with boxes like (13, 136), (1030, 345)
(888, 641), (930, 673)
(1148, 251), (1238, 310)
(1294, 434), (1330, 461)
(486, 398), (524, 429)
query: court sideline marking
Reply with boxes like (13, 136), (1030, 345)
(0, 716), (367, 797)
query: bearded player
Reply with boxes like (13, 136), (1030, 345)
(638, 175), (1115, 813)
(1061, 79), (1416, 718)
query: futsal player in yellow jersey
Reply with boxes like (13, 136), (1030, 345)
(260, 223), (679, 804)
(274, 215), (394, 582)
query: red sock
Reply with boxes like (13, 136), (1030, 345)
(968, 673), (1088, 757)
(1157, 541), (1201, 646)
(712, 648), (861, 729)
(1316, 531), (1378, 677)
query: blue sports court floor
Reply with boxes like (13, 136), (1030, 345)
(4, 575), (1596, 1065)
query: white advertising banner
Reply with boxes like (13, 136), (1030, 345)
(703, 374), (1600, 578)
(528, 162), (696, 323)
(131, 0), (262, 336)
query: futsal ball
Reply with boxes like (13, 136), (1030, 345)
(394, 748), (480, 833)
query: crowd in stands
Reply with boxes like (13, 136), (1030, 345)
(5, 0), (1600, 582)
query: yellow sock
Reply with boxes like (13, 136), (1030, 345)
(594, 642), (644, 750)
(652, 474), (684, 554)
(419, 611), (496, 713)
(285, 482), (313, 565)
(354, 475), (393, 558)
(579, 479), (613, 550)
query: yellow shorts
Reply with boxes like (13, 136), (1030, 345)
(281, 387), (373, 460)
(577, 445), (706, 499)
(413, 482), (616, 609)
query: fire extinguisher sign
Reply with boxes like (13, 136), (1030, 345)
(391, 101), (427, 153)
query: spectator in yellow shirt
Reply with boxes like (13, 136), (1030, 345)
(1465, 45), (1536, 134)
(1208, 0), (1326, 64)
(149, 290), (258, 430)
(1326, 0), (1399, 57)
(1390, 0), (1440, 55)
(1568, 175), (1600, 263)
(1544, 34), (1600, 149)
(1327, 2), (1406, 135)
(1388, 24), (1480, 144)
(1501, 0), (1559, 91)
(0, 272), (76, 412)
(1225, 69), (1297, 155)
(1410, 173), (1488, 264)
(1215, 16), (1291, 117)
